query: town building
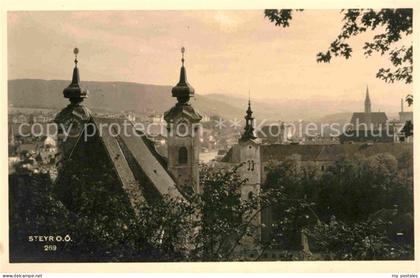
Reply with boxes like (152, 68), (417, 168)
(220, 97), (413, 252)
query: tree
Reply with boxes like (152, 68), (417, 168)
(262, 152), (414, 260)
(265, 9), (413, 85)
(11, 159), (283, 262)
(9, 171), (73, 262)
(190, 163), (286, 261)
(308, 217), (413, 260)
(260, 157), (320, 254)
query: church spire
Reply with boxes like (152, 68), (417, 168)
(364, 85), (371, 113)
(240, 92), (257, 141)
(171, 47), (195, 105)
(63, 48), (88, 104)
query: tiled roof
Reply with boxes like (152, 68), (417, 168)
(350, 112), (388, 126)
(91, 117), (185, 201)
(62, 117), (186, 214)
(91, 117), (146, 213)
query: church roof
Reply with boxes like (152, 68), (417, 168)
(163, 102), (202, 123)
(350, 112), (388, 126)
(67, 117), (186, 204)
(54, 48), (187, 217)
(91, 117), (147, 209)
(54, 103), (92, 124)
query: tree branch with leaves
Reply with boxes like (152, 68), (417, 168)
(265, 9), (413, 85)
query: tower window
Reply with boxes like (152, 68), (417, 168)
(178, 147), (188, 164)
(247, 160), (255, 171)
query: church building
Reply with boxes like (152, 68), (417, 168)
(54, 48), (200, 216)
(340, 86), (392, 143)
(349, 86), (388, 130)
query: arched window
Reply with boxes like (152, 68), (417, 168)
(178, 147), (188, 164)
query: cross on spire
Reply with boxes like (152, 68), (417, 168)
(74, 47), (79, 67)
(181, 46), (185, 66)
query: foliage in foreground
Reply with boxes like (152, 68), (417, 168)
(265, 9), (413, 84)
(10, 150), (414, 261)
(263, 152), (413, 260)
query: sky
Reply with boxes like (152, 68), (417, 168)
(7, 10), (412, 112)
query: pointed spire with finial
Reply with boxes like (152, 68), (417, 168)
(63, 47), (88, 104)
(241, 90), (257, 141)
(172, 47), (195, 104)
(364, 85), (371, 113)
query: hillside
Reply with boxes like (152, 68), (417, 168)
(7, 79), (278, 120)
(8, 79), (362, 123)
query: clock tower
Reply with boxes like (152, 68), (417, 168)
(164, 48), (202, 194)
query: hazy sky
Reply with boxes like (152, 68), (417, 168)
(8, 10), (412, 112)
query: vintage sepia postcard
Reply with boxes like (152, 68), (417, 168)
(1, 0), (419, 274)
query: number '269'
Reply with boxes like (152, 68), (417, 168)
(44, 244), (57, 251)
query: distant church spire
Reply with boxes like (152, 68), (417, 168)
(240, 92), (257, 141)
(171, 47), (195, 104)
(364, 85), (371, 113)
(63, 48), (88, 104)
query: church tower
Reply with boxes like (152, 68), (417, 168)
(364, 86), (371, 113)
(236, 98), (262, 250)
(238, 98), (261, 204)
(54, 48), (91, 161)
(164, 48), (202, 194)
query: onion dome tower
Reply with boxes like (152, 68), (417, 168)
(164, 47), (202, 194)
(63, 48), (89, 104)
(171, 47), (195, 104)
(54, 48), (91, 159)
(240, 98), (257, 142)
